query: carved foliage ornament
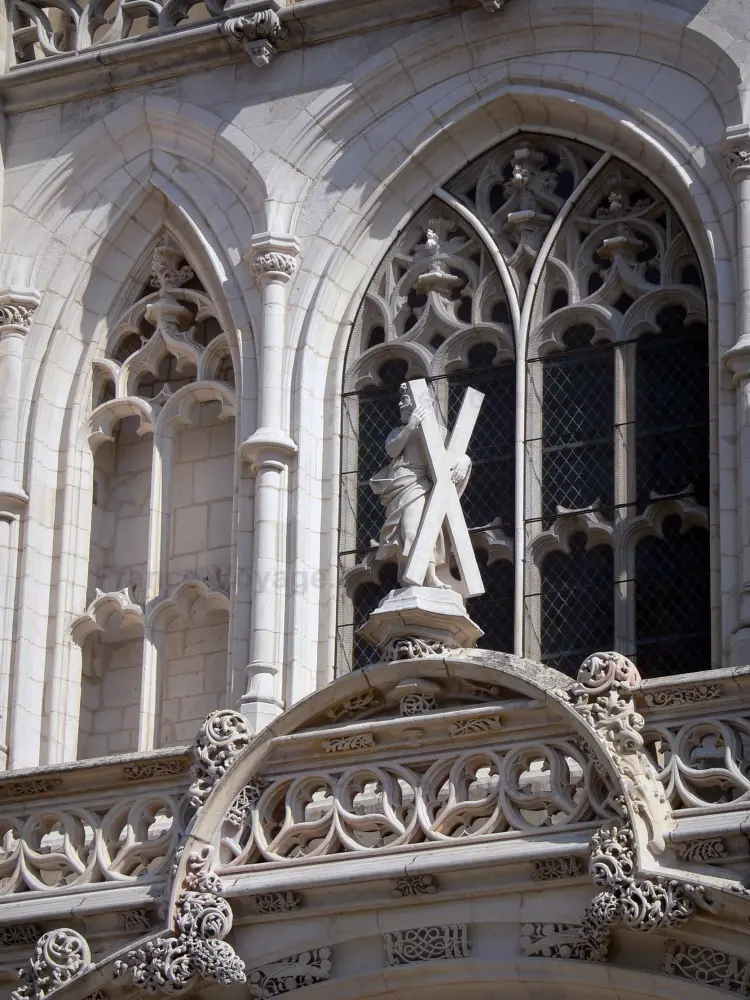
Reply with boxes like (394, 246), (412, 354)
(251, 251), (297, 282)
(12, 930), (93, 1000)
(114, 850), (245, 994)
(248, 948), (331, 999)
(570, 809), (710, 961)
(724, 145), (750, 180)
(566, 651), (672, 852)
(188, 709), (253, 809)
(0, 297), (39, 333)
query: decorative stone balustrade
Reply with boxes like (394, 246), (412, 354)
(8, 0), (284, 65)
(0, 748), (190, 901)
(0, 665), (749, 920)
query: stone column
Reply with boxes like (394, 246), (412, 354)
(238, 233), (299, 732)
(0, 288), (39, 768)
(723, 125), (750, 662)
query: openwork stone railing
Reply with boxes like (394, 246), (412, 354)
(9, 0), (284, 66)
(0, 749), (190, 897)
(218, 738), (614, 868)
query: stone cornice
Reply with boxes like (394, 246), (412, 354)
(0, 0), (482, 113)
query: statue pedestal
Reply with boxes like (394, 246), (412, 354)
(358, 586), (483, 662)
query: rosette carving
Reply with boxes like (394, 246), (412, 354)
(11, 929), (93, 1000)
(189, 709), (253, 809)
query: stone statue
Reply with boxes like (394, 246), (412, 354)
(369, 380), (484, 596)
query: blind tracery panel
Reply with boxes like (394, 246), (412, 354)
(338, 134), (710, 678)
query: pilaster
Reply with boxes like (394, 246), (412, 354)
(723, 126), (750, 663)
(0, 287), (39, 770)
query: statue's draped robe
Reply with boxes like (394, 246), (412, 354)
(370, 427), (469, 573)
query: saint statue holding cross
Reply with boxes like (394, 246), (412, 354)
(369, 379), (486, 599)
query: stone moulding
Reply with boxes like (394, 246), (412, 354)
(11, 929), (93, 1000)
(392, 874), (438, 897)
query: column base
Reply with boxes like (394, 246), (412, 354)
(240, 657), (284, 732)
(239, 696), (284, 733)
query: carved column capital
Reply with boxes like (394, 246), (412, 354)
(724, 124), (750, 181)
(248, 232), (299, 286)
(0, 288), (40, 337)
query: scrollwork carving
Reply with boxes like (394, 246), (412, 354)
(384, 925), (470, 965)
(247, 891), (301, 915)
(644, 684), (722, 708)
(531, 857), (583, 880)
(521, 922), (605, 962)
(570, 809), (711, 959)
(566, 651), (672, 852)
(114, 849), (245, 993)
(11, 929), (93, 1000)
(188, 709), (253, 809)
(248, 948), (331, 999)
(392, 874), (437, 897)
(663, 940), (750, 994)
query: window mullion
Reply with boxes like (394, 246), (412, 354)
(613, 341), (636, 655)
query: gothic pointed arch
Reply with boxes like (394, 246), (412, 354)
(337, 133), (710, 677)
(74, 226), (239, 759)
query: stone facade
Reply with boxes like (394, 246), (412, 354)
(1, 0), (750, 997)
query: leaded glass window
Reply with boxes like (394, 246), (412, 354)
(337, 134), (710, 678)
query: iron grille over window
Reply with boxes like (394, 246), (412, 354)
(337, 134), (710, 678)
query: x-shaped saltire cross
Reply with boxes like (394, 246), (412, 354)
(401, 378), (486, 598)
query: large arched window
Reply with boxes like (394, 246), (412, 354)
(337, 134), (710, 678)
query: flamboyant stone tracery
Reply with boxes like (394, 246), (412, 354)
(339, 135), (709, 676)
